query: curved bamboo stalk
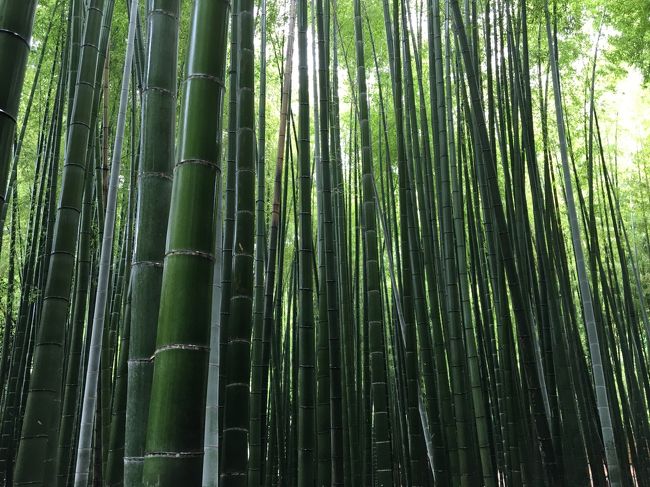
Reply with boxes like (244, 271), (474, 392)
(220, 0), (257, 480)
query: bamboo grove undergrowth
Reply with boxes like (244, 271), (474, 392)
(0, 0), (649, 485)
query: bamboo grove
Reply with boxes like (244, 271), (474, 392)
(0, 0), (649, 485)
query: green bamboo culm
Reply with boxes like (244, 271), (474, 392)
(0, 0), (39, 243)
(125, 0), (180, 483)
(352, 0), (394, 484)
(220, 0), (256, 480)
(314, 0), (344, 481)
(13, 1), (111, 484)
(297, 0), (317, 482)
(141, 0), (229, 483)
(202, 0), (232, 481)
(249, 0), (268, 479)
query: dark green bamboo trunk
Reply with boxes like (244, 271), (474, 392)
(141, 0), (229, 483)
(297, 0), (316, 480)
(220, 0), (256, 482)
(125, 0), (180, 483)
(249, 0), (269, 480)
(352, 0), (394, 483)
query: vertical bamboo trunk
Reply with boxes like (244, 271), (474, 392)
(297, 0), (316, 481)
(220, 0), (256, 481)
(202, 117), (226, 487)
(141, 0), (229, 484)
(352, 0), (394, 484)
(314, 0), (344, 482)
(249, 0), (269, 478)
(125, 0), (180, 483)
(218, 0), (240, 449)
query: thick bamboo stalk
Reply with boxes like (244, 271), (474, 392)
(142, 0), (228, 484)
(124, 0), (180, 483)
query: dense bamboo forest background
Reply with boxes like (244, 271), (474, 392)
(0, 0), (649, 485)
